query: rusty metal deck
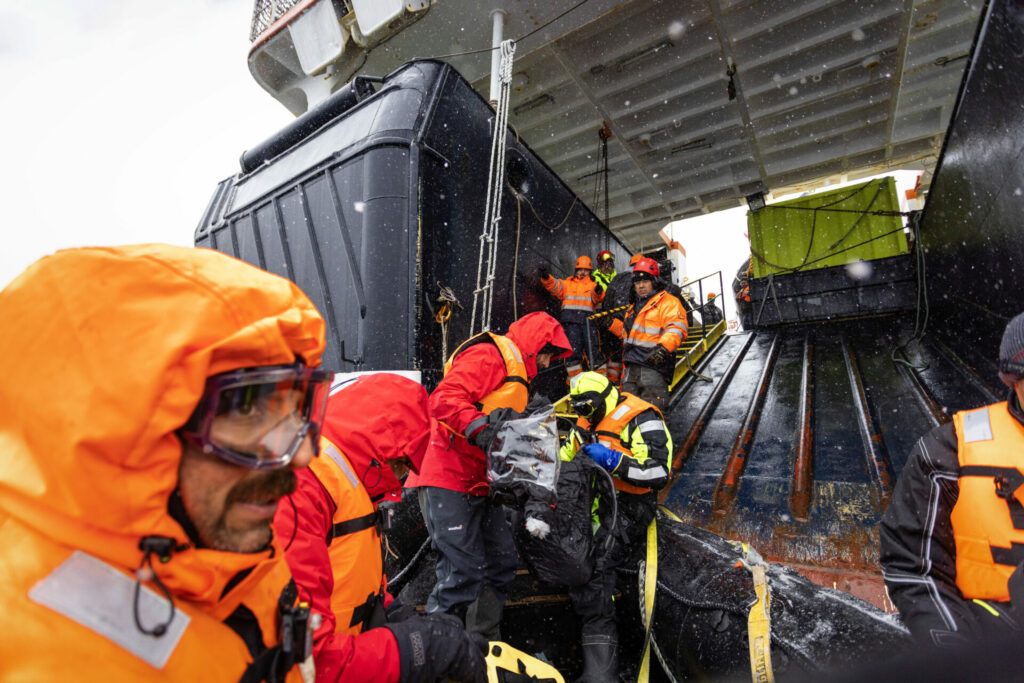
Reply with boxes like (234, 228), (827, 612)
(659, 313), (1003, 609)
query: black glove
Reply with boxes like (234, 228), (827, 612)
(538, 264), (551, 280)
(470, 407), (523, 451)
(595, 314), (614, 331)
(385, 598), (418, 623)
(594, 282), (604, 294)
(385, 613), (487, 683)
(645, 345), (670, 366)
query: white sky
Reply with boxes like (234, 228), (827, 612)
(0, 0), (292, 288)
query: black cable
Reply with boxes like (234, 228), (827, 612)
(416, 0), (591, 61)
(133, 537), (181, 638)
(387, 536), (433, 592)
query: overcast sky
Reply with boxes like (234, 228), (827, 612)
(0, 2), (919, 330)
(0, 0), (292, 288)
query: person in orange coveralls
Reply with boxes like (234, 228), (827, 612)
(275, 373), (486, 683)
(0, 244), (333, 682)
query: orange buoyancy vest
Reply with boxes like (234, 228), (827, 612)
(445, 332), (530, 417)
(579, 393), (664, 495)
(951, 402), (1024, 601)
(0, 516), (303, 682)
(543, 274), (604, 314)
(312, 438), (387, 636)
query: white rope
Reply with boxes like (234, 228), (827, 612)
(470, 39), (516, 335)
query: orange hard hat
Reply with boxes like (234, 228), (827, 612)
(628, 254), (643, 266)
(597, 250), (614, 263)
(707, 292), (716, 299)
(574, 255), (593, 270)
(632, 257), (660, 279)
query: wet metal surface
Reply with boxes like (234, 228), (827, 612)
(662, 314), (1003, 606)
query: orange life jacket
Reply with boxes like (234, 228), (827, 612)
(579, 393), (663, 495)
(311, 438), (386, 636)
(542, 273), (605, 314)
(951, 402), (1024, 601)
(445, 332), (529, 415)
(0, 516), (303, 682)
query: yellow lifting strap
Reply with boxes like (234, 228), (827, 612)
(731, 541), (775, 683)
(636, 516), (658, 683)
(485, 641), (565, 683)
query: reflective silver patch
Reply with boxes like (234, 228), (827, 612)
(627, 465), (668, 481)
(962, 407), (993, 443)
(29, 550), (190, 669)
(323, 442), (360, 488)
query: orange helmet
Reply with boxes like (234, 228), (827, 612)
(632, 257), (660, 279)
(597, 250), (614, 263)
(574, 255), (593, 270)
(628, 254), (643, 267)
(707, 292), (716, 300)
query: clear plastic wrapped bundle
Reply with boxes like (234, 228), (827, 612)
(486, 407), (560, 497)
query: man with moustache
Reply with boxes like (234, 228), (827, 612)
(0, 245), (476, 682)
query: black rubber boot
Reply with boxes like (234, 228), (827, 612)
(465, 584), (504, 641)
(577, 634), (618, 683)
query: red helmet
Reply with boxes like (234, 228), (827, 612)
(632, 257), (660, 278)
(574, 255), (593, 270)
(628, 254), (643, 266)
(597, 250), (614, 263)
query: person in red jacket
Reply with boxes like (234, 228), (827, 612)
(406, 312), (571, 640)
(274, 373), (485, 683)
(539, 255), (606, 379)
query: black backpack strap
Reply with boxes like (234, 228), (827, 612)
(326, 509), (380, 544)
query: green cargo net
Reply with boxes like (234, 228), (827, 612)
(748, 177), (908, 279)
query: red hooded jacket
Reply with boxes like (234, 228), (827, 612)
(274, 374), (432, 683)
(406, 312), (570, 495)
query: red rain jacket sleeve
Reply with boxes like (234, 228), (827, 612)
(430, 344), (508, 441)
(276, 471), (403, 683)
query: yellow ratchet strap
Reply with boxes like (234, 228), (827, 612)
(637, 516), (658, 683)
(485, 641), (564, 683)
(741, 545), (774, 683)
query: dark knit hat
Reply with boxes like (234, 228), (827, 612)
(999, 313), (1024, 387)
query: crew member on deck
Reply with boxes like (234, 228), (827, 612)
(604, 257), (687, 411)
(539, 256), (605, 381)
(882, 313), (1024, 647)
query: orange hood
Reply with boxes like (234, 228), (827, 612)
(0, 244), (326, 609)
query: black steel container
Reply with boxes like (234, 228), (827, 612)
(196, 60), (629, 385)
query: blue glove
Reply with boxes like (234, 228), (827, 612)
(582, 443), (622, 472)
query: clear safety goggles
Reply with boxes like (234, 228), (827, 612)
(181, 363), (333, 469)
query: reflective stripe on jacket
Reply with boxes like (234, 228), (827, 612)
(951, 402), (1024, 601)
(560, 393), (672, 494)
(609, 290), (688, 366)
(541, 273), (605, 319)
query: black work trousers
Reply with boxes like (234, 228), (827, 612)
(568, 492), (656, 638)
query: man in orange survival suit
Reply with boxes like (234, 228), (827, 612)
(406, 312), (572, 640)
(605, 257), (687, 411)
(275, 373), (485, 683)
(539, 255), (605, 380)
(0, 244), (333, 681)
(882, 312), (1024, 647)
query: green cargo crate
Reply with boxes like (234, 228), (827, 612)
(748, 177), (908, 278)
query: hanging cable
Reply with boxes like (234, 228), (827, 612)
(470, 39), (516, 335)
